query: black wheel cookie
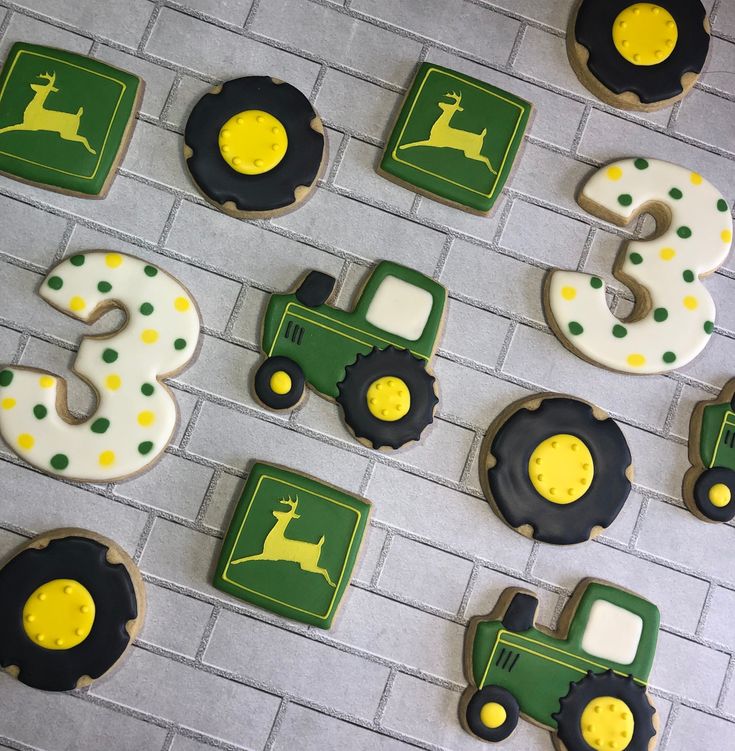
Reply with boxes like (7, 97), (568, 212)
(692, 467), (735, 523)
(465, 685), (520, 742)
(254, 356), (306, 410)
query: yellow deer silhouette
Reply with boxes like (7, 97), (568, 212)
(400, 91), (496, 173)
(0, 72), (96, 154)
(232, 497), (336, 587)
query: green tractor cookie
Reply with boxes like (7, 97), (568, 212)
(254, 261), (446, 450)
(461, 580), (660, 751)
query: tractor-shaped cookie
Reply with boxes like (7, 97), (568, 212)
(254, 261), (446, 450)
(461, 580), (660, 751)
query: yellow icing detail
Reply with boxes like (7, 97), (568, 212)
(99, 450), (115, 466)
(627, 353), (646, 367)
(528, 433), (594, 505)
(690, 172), (703, 185)
(141, 329), (159, 344)
(709, 483), (732, 508)
(580, 696), (635, 751)
(69, 296), (86, 311)
(606, 166), (623, 181)
(22, 579), (95, 651)
(659, 247), (675, 260)
(39, 375), (54, 388)
(612, 4), (677, 67)
(722, 230), (733, 244)
(18, 433), (34, 449)
(137, 410), (155, 426)
(218, 110), (288, 175)
(105, 374), (121, 391)
(479, 702), (507, 729)
(269, 370), (292, 395)
(174, 296), (190, 312)
(366, 376), (411, 422)
(1, 398), (16, 410)
(105, 252), (123, 268)
(561, 286), (577, 300)
(683, 295), (698, 310)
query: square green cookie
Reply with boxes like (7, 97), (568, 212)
(214, 463), (371, 629)
(0, 42), (142, 197)
(380, 63), (532, 215)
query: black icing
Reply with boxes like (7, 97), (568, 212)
(184, 76), (325, 213)
(554, 671), (656, 751)
(693, 468), (735, 523)
(502, 592), (538, 633)
(486, 397), (632, 545)
(296, 271), (336, 308)
(254, 355), (306, 410)
(0, 535), (138, 692)
(574, 0), (710, 104)
(336, 346), (437, 450)
(465, 685), (520, 742)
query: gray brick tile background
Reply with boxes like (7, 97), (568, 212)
(0, 0), (733, 749)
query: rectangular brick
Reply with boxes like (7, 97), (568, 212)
(679, 333), (735, 388)
(439, 299), (510, 370)
(0, 195), (67, 268)
(0, 326), (21, 363)
(708, 273), (735, 336)
(353, 523), (387, 584)
(701, 38), (735, 96)
(675, 89), (735, 153)
(203, 471), (245, 532)
(667, 707), (735, 751)
(703, 586), (735, 651)
(0, 12), (92, 63)
(417, 192), (505, 243)
(230, 286), (270, 348)
(670, 383), (714, 441)
(176, 0), (254, 25)
(489, 0), (571, 30)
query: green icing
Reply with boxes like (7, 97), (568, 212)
(47, 276), (63, 290)
(138, 440), (153, 455)
(682, 269), (695, 283)
(717, 198), (728, 212)
(102, 348), (118, 363)
(33, 404), (47, 419)
(653, 308), (668, 322)
(618, 193), (632, 206)
(50, 453), (69, 470)
(90, 417), (110, 434)
(700, 398), (735, 470)
(568, 321), (583, 335)
(663, 351), (676, 363)
(0, 42), (141, 196)
(174, 338), (187, 351)
(97, 280), (112, 293)
(213, 462), (371, 629)
(139, 302), (154, 316)
(590, 277), (603, 289)
(629, 252), (643, 265)
(144, 265), (158, 277)
(70, 254), (85, 266)
(141, 382), (154, 396)
(634, 158), (648, 170)
(669, 187), (683, 200)
(612, 324), (627, 338)
(0, 370), (13, 387)
(380, 63), (532, 213)
(677, 226), (692, 239)
(704, 320), (714, 335)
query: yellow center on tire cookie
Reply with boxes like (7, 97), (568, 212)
(218, 110), (288, 175)
(708, 483), (732, 508)
(580, 696), (635, 750)
(612, 4), (678, 66)
(22, 578), (96, 650)
(269, 370), (292, 395)
(366, 376), (410, 421)
(479, 702), (507, 729)
(528, 433), (594, 504)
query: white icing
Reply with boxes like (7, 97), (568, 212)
(0, 252), (201, 481)
(548, 158), (732, 374)
(365, 275), (433, 341)
(581, 599), (643, 665)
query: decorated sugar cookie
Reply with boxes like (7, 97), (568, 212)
(461, 580), (660, 750)
(214, 462), (371, 629)
(545, 158), (732, 374)
(0, 528), (145, 691)
(568, 0), (710, 111)
(0, 42), (142, 197)
(683, 379), (735, 523)
(0, 252), (201, 482)
(379, 63), (532, 215)
(480, 394), (633, 545)
(184, 76), (326, 218)
(253, 261), (446, 450)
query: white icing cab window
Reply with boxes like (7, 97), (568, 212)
(580, 599), (643, 665)
(365, 276), (434, 341)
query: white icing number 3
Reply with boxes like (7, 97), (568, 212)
(0, 252), (201, 481)
(547, 158), (732, 374)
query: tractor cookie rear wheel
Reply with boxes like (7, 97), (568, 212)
(693, 468), (735, 523)
(465, 685), (520, 742)
(254, 356), (305, 410)
(336, 346), (437, 450)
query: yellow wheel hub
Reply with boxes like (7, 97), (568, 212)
(528, 433), (594, 504)
(366, 376), (410, 421)
(218, 110), (288, 175)
(612, 4), (678, 66)
(269, 370), (292, 395)
(580, 696), (635, 751)
(479, 701), (507, 729)
(709, 483), (732, 508)
(22, 578), (96, 650)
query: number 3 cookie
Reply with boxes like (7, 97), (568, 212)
(546, 158), (732, 374)
(0, 252), (201, 482)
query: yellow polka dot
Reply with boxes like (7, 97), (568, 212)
(69, 296), (86, 311)
(99, 450), (115, 466)
(1, 397), (16, 410)
(659, 247), (675, 260)
(627, 354), (646, 367)
(683, 295), (698, 310)
(137, 411), (155, 427)
(39, 375), (54, 389)
(141, 329), (159, 344)
(18, 434), (34, 450)
(722, 229), (732, 244)
(174, 296), (190, 312)
(105, 374), (121, 391)
(690, 172), (703, 185)
(105, 253), (123, 268)
(606, 165), (623, 181)
(561, 286), (577, 300)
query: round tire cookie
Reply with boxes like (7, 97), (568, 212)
(184, 76), (326, 219)
(0, 528), (145, 691)
(568, 0), (710, 111)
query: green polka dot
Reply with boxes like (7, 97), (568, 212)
(141, 383), (155, 397)
(98, 281), (112, 293)
(634, 158), (649, 170)
(682, 269), (695, 283)
(174, 338), (187, 350)
(0, 370), (13, 387)
(138, 441), (154, 455)
(663, 352), (676, 364)
(33, 404), (47, 420)
(669, 188), (683, 200)
(139, 302), (154, 316)
(568, 321), (584, 336)
(102, 348), (118, 364)
(144, 265), (158, 277)
(70, 254), (85, 267)
(717, 198), (728, 212)
(653, 307), (669, 322)
(704, 320), (714, 335)
(90, 418), (110, 434)
(590, 277), (603, 289)
(618, 194), (633, 207)
(47, 276), (63, 290)
(50, 453), (69, 471)
(630, 252), (643, 265)
(612, 324), (627, 338)
(677, 226), (692, 239)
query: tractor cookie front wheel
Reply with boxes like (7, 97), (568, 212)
(254, 356), (306, 410)
(693, 468), (735, 523)
(336, 346), (438, 450)
(465, 685), (520, 742)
